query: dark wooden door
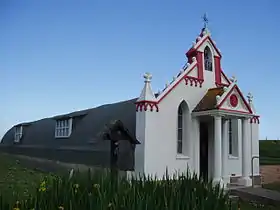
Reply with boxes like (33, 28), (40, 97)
(200, 122), (209, 181)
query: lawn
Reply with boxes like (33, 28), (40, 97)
(263, 182), (280, 193)
(0, 153), (54, 199)
(259, 140), (280, 165)
(0, 152), (279, 210)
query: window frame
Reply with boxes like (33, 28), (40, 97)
(228, 119), (233, 155)
(228, 119), (239, 158)
(204, 46), (213, 71)
(14, 126), (23, 143)
(55, 118), (73, 138)
(176, 103), (185, 155)
(177, 105), (183, 154)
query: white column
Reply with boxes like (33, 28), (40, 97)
(213, 115), (224, 186)
(222, 119), (229, 184)
(192, 117), (200, 176)
(239, 118), (252, 186)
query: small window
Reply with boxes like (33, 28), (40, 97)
(228, 120), (233, 155)
(55, 118), (72, 138)
(228, 119), (238, 157)
(204, 46), (212, 71)
(14, 126), (23, 143)
(177, 105), (183, 154)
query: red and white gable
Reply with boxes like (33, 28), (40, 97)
(216, 84), (253, 114)
(136, 26), (253, 117)
(186, 28), (230, 88)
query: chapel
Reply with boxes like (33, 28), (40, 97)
(1, 21), (260, 188)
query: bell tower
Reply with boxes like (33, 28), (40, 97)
(185, 14), (224, 87)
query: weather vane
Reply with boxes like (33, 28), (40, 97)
(202, 13), (209, 28)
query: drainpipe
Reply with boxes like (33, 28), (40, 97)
(251, 156), (259, 188)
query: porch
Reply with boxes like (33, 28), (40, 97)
(192, 109), (255, 187)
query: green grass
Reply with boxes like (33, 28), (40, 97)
(260, 157), (280, 165)
(1, 168), (232, 210)
(0, 152), (279, 210)
(260, 140), (280, 165)
(0, 153), (54, 198)
(263, 182), (280, 193)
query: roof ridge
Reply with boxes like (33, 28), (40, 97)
(208, 87), (224, 91)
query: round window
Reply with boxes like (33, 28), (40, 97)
(230, 94), (238, 107)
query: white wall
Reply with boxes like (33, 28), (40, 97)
(226, 119), (242, 183)
(251, 122), (260, 175)
(136, 62), (218, 178)
(221, 119), (260, 185)
(208, 121), (214, 180)
(134, 38), (259, 183)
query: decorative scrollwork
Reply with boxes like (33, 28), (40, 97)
(135, 101), (159, 112)
(184, 76), (204, 87)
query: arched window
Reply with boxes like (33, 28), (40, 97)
(177, 105), (183, 154)
(177, 101), (190, 155)
(204, 46), (212, 71)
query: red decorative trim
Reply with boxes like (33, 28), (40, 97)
(216, 82), (229, 87)
(221, 70), (231, 85)
(157, 64), (199, 104)
(186, 35), (222, 58)
(197, 36), (222, 58)
(250, 116), (260, 124)
(135, 100), (159, 112)
(217, 84), (253, 114)
(196, 51), (203, 80)
(218, 108), (252, 115)
(186, 47), (196, 59)
(214, 56), (222, 84)
(184, 76), (204, 87)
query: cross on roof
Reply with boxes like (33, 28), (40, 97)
(144, 72), (152, 82)
(247, 92), (253, 102)
(202, 13), (209, 28)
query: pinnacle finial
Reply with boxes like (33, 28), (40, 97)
(230, 75), (237, 83)
(143, 72), (152, 82)
(247, 92), (253, 103)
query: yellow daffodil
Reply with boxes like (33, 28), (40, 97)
(39, 180), (47, 192)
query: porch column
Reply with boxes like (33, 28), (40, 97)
(239, 118), (252, 186)
(192, 117), (200, 176)
(222, 119), (229, 183)
(213, 115), (224, 186)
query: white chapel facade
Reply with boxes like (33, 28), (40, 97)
(133, 26), (260, 187)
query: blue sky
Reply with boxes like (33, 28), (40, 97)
(0, 0), (279, 140)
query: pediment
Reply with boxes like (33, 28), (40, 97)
(193, 34), (222, 57)
(217, 85), (252, 114)
(196, 37), (221, 57)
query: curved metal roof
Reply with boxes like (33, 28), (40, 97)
(1, 98), (137, 149)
